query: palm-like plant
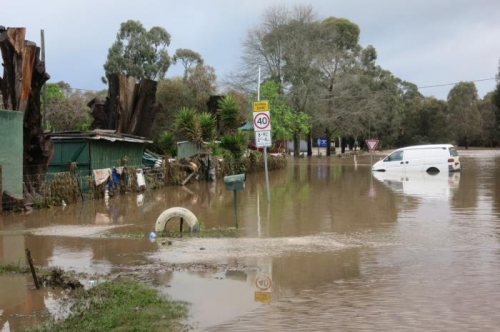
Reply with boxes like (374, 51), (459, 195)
(174, 107), (202, 144)
(197, 111), (217, 142)
(220, 130), (248, 159)
(218, 95), (239, 134)
(158, 130), (177, 156)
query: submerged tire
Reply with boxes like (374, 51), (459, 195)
(426, 167), (440, 174)
(155, 207), (198, 233)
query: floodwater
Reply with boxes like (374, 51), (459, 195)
(2, 150), (500, 331)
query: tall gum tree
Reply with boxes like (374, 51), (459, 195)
(235, 4), (320, 157)
(447, 81), (482, 149)
(317, 17), (360, 155)
(479, 92), (500, 146)
(102, 20), (171, 83)
(280, 8), (323, 156)
(173, 48), (203, 79)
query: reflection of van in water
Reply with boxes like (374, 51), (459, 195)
(372, 144), (461, 173)
(372, 171), (460, 200)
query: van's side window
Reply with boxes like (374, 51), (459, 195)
(385, 150), (403, 162)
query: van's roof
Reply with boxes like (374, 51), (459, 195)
(397, 144), (455, 151)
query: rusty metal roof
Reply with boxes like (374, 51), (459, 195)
(48, 130), (152, 144)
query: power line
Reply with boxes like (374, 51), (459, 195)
(67, 77), (498, 97)
(417, 77), (496, 89)
(70, 87), (103, 93)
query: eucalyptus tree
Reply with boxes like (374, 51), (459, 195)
(234, 4), (291, 91)
(478, 92), (500, 147)
(260, 79), (309, 142)
(403, 97), (449, 145)
(102, 20), (171, 83)
(235, 4), (321, 156)
(492, 60), (500, 139)
(173, 48), (204, 79)
(348, 62), (424, 149)
(447, 82), (482, 149)
(234, 4), (427, 154)
(186, 64), (217, 112)
(153, 63), (217, 146)
(280, 8), (325, 156)
(314, 17), (362, 155)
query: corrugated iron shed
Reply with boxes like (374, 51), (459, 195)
(48, 130), (151, 191)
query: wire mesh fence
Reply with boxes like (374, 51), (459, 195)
(2, 153), (288, 211)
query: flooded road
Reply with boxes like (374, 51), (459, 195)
(2, 150), (500, 331)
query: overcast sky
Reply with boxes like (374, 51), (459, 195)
(4, 0), (500, 100)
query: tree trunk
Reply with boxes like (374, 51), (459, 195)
(306, 131), (312, 157)
(106, 73), (137, 132)
(128, 79), (160, 137)
(90, 73), (160, 138)
(341, 137), (346, 154)
(325, 128), (332, 156)
(0, 27), (52, 194)
(293, 133), (300, 158)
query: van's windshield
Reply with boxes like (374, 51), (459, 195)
(449, 148), (458, 157)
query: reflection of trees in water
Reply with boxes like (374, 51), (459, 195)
(451, 155), (479, 210)
(249, 161), (401, 236)
(271, 249), (361, 299)
(492, 156), (500, 215)
(490, 155), (500, 241)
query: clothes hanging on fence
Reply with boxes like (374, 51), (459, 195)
(136, 169), (146, 189)
(111, 167), (120, 186)
(93, 168), (111, 186)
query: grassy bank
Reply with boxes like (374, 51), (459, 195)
(25, 277), (190, 332)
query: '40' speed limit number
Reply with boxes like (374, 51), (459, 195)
(253, 111), (272, 131)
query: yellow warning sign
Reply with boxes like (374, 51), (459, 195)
(254, 291), (272, 303)
(253, 100), (269, 112)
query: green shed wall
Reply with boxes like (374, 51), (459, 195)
(49, 139), (145, 172)
(49, 139), (90, 175)
(0, 110), (23, 196)
(177, 141), (201, 159)
(90, 140), (145, 169)
(49, 138), (145, 192)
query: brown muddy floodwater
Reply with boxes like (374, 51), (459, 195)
(2, 150), (500, 331)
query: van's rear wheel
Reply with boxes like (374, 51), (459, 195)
(426, 167), (440, 174)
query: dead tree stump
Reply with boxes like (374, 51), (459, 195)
(89, 73), (160, 138)
(0, 26), (52, 195)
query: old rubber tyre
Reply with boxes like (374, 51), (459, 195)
(155, 207), (198, 233)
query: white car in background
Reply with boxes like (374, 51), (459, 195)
(372, 144), (461, 173)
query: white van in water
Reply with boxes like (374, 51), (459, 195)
(371, 144), (461, 173)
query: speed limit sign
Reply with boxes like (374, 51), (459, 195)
(253, 111), (272, 131)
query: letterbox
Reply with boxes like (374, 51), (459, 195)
(223, 173), (246, 191)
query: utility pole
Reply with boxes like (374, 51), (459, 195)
(41, 29), (47, 129)
(257, 67), (270, 202)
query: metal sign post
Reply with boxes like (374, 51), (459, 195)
(365, 139), (380, 172)
(253, 101), (271, 202)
